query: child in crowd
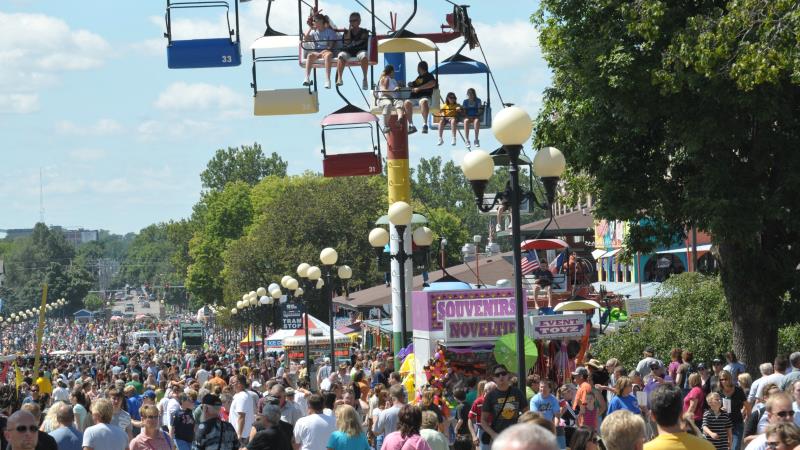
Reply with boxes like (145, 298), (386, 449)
(702, 392), (732, 450)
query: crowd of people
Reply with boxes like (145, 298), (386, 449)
(3, 313), (800, 450)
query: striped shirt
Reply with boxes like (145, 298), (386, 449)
(702, 409), (732, 450)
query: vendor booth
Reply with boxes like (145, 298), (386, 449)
(264, 314), (350, 365)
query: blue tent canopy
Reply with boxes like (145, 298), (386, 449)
(432, 54), (490, 75)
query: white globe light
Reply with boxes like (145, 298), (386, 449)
(281, 275), (292, 288)
(369, 227), (390, 248)
(268, 283), (280, 293)
(236, 300), (244, 309)
(256, 287), (267, 297)
(461, 149), (494, 181)
(295, 287), (304, 297)
(532, 146), (566, 178)
(242, 294), (248, 302)
(297, 263), (310, 278)
(316, 278), (325, 289)
(412, 226), (434, 247)
(493, 106), (533, 145)
(259, 296), (270, 305)
(306, 266), (322, 281)
(271, 289), (281, 299)
(320, 247), (338, 266)
(388, 201), (413, 226)
(231, 308), (238, 315)
(249, 296), (258, 306)
(338, 265), (352, 280)
(286, 278), (299, 291)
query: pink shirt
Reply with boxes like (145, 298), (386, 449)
(380, 432), (433, 450)
(683, 386), (705, 422)
(129, 431), (173, 450)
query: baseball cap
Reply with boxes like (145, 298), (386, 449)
(201, 394), (222, 406)
(697, 363), (708, 370)
(649, 360), (662, 370)
(712, 358), (722, 364)
(285, 388), (295, 397)
(644, 346), (655, 354)
(143, 390), (156, 399)
(324, 357), (331, 363)
(572, 367), (589, 377)
(251, 381), (262, 390)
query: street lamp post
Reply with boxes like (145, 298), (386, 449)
(461, 106), (566, 392)
(369, 205), (433, 354)
(319, 248), (338, 363)
(304, 265), (322, 377)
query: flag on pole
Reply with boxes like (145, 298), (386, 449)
(549, 251), (566, 274)
(520, 250), (541, 275)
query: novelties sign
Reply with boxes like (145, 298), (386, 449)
(444, 318), (517, 344)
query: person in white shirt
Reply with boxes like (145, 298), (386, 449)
(228, 374), (255, 444)
(752, 357), (788, 403)
(635, 347), (659, 378)
(82, 398), (128, 450)
(293, 393), (336, 450)
(196, 364), (210, 386)
(158, 387), (181, 431)
(51, 379), (71, 403)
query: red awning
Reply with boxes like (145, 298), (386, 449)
(520, 238), (569, 251)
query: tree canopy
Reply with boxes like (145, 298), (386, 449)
(533, 0), (800, 370)
(200, 143), (288, 191)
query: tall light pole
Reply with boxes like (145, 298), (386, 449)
(369, 207), (433, 361)
(320, 248), (339, 364)
(461, 106), (566, 391)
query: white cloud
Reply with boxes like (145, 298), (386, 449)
(0, 12), (111, 114)
(136, 118), (222, 141)
(128, 38), (164, 56)
(154, 82), (247, 113)
(68, 149), (108, 162)
(0, 93), (39, 113)
(56, 119), (123, 136)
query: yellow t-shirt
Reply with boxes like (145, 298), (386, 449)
(644, 432), (715, 450)
(36, 377), (53, 395)
(440, 103), (460, 118)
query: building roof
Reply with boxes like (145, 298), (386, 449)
(333, 251), (516, 308)
(516, 209), (594, 237)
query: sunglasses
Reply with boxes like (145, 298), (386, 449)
(775, 410), (795, 418)
(349, 19), (360, 23)
(143, 415), (159, 419)
(494, 371), (508, 377)
(14, 425), (38, 433)
(766, 442), (780, 449)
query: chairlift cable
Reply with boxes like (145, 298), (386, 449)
(474, 36), (506, 106)
(352, 0), (392, 30)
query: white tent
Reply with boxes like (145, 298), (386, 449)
(264, 313), (348, 349)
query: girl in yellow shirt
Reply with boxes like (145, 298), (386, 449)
(437, 92), (461, 146)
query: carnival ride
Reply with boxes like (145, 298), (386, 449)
(160, 0), (503, 177)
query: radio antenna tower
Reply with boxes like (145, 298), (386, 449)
(39, 167), (45, 224)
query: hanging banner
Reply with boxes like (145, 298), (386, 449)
(281, 302), (303, 330)
(529, 314), (586, 340)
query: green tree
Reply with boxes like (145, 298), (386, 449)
(115, 224), (176, 287)
(222, 174), (386, 322)
(186, 181), (254, 307)
(593, 273), (732, 369)
(83, 292), (103, 311)
(533, 0), (800, 371)
(200, 143), (288, 191)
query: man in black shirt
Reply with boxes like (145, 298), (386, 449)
(403, 61), (437, 135)
(480, 365), (528, 446)
(336, 12), (370, 90)
(171, 393), (196, 450)
(246, 405), (291, 450)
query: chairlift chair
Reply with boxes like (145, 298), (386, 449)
(321, 102), (382, 177)
(370, 35), (440, 116)
(428, 53), (493, 130)
(164, 0), (242, 69)
(251, 36), (319, 115)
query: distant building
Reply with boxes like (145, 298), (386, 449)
(2, 226), (99, 246)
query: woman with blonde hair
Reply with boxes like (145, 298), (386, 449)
(765, 422), (800, 450)
(129, 404), (175, 450)
(326, 404), (370, 450)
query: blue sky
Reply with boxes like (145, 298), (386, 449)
(0, 0), (549, 235)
